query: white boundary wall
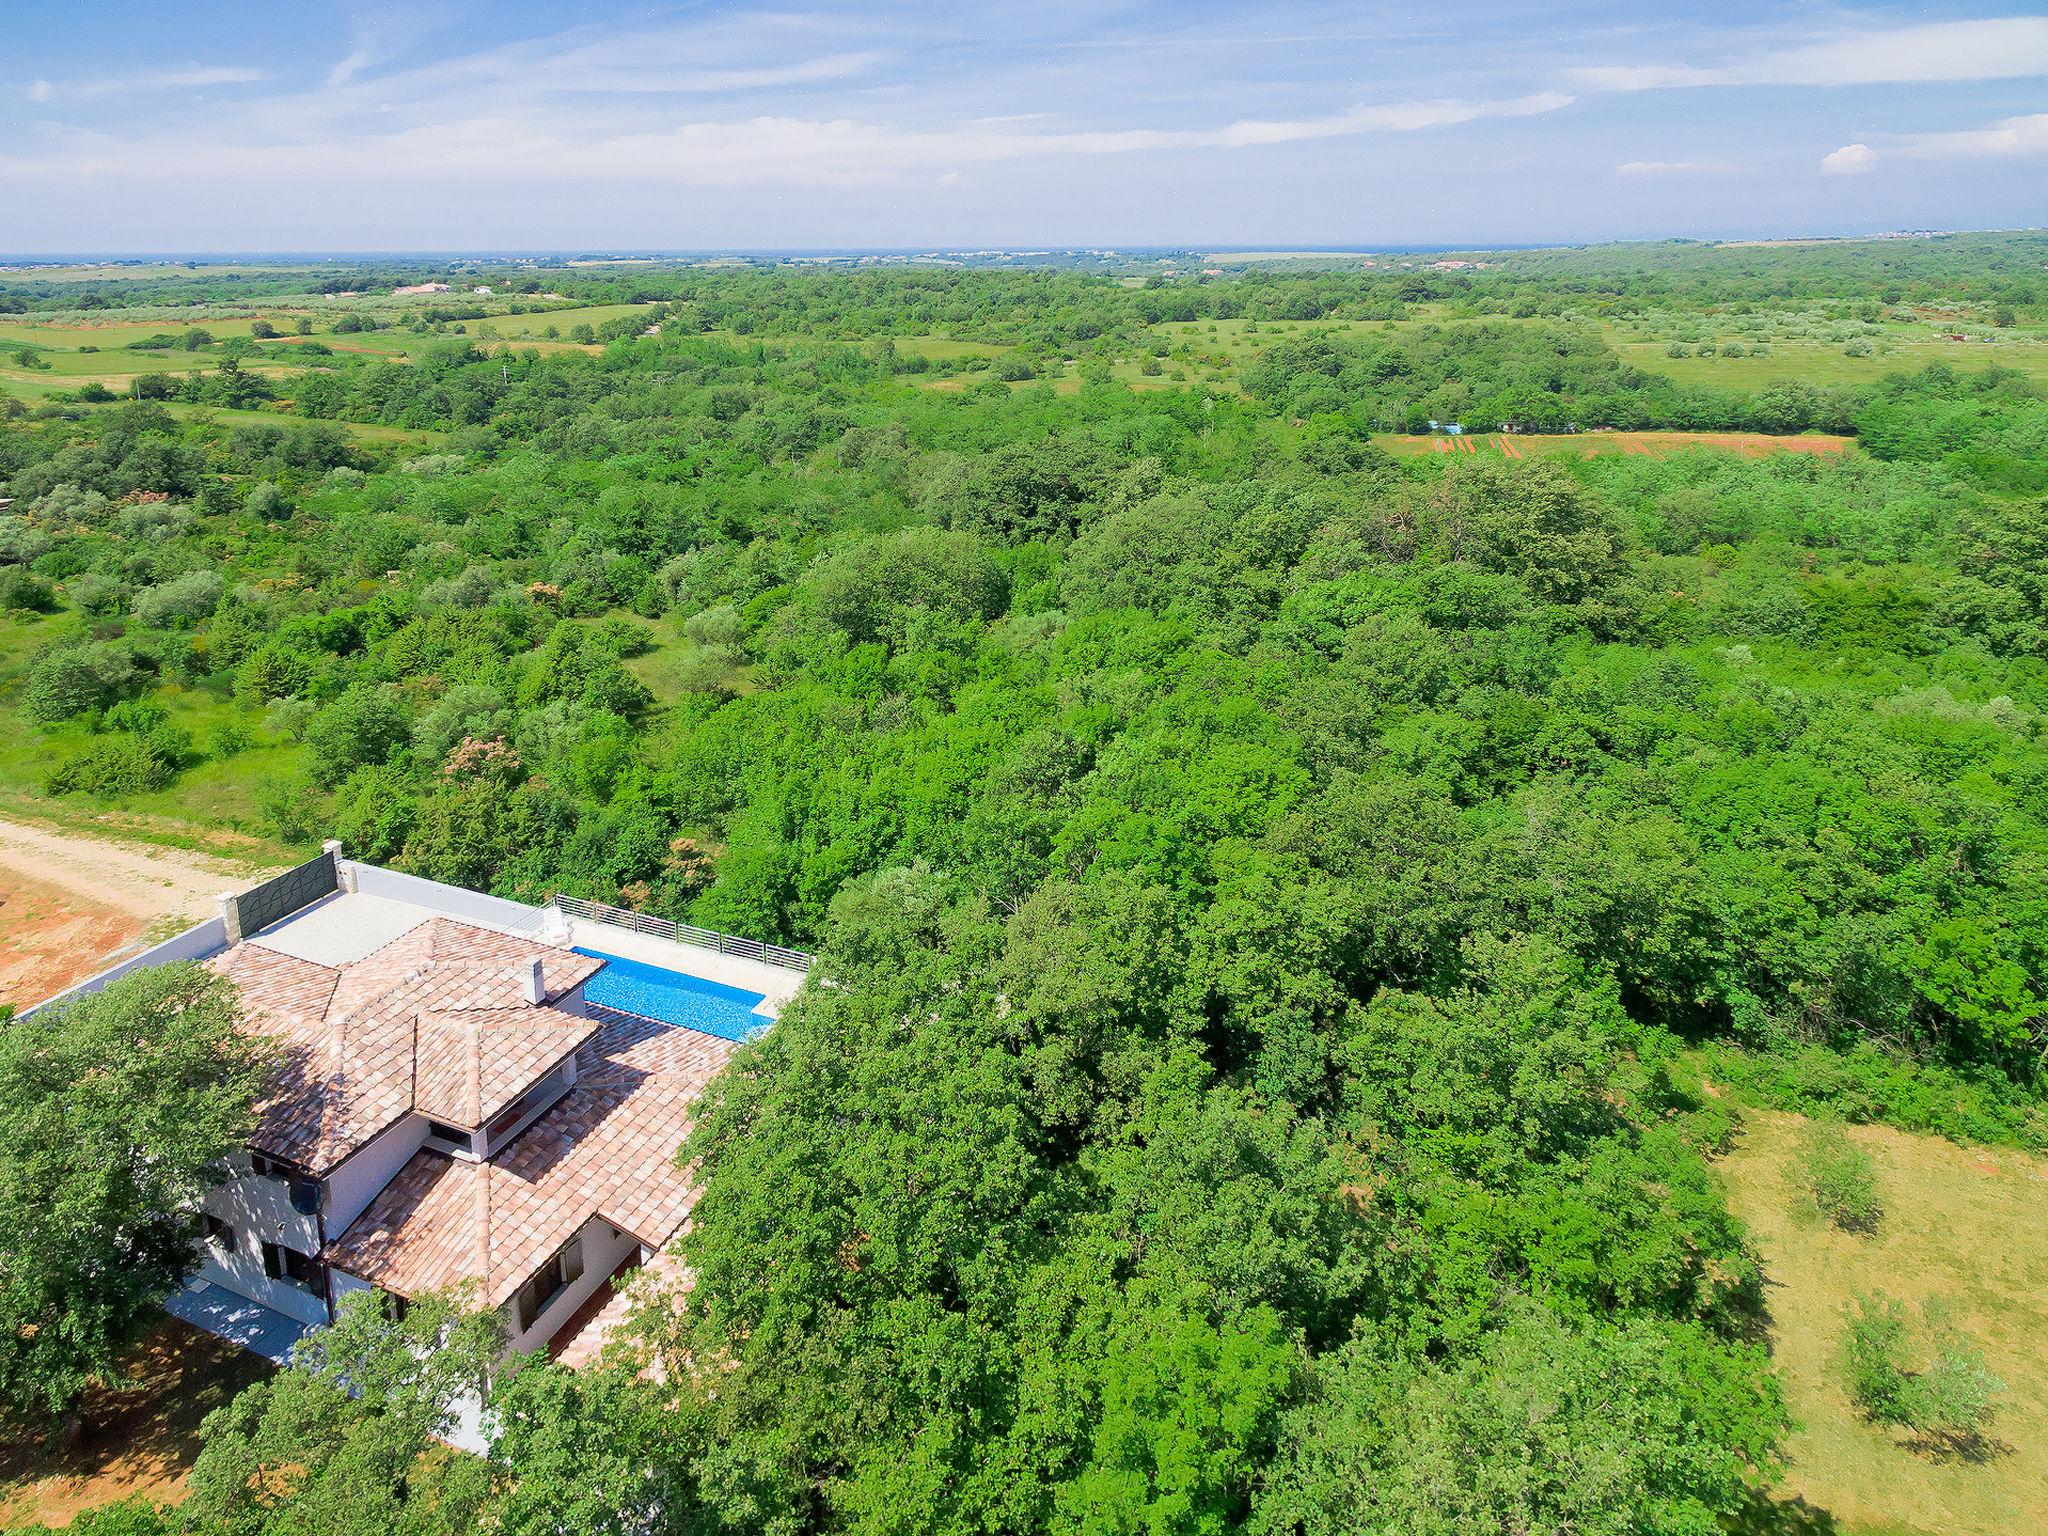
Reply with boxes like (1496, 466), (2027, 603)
(18, 916), (230, 1019)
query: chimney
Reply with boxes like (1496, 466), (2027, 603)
(519, 957), (544, 1006)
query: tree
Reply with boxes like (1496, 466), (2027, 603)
(184, 1287), (501, 1536)
(20, 640), (140, 724)
(1840, 1292), (2003, 1448)
(0, 964), (267, 1433)
(1256, 1306), (1784, 1536)
(488, 1361), (710, 1536)
(303, 683), (414, 789)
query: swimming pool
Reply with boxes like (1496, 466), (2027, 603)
(573, 947), (771, 1042)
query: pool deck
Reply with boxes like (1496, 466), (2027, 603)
(559, 916), (805, 1017)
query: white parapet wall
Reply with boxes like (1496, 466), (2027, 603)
(344, 863), (551, 938)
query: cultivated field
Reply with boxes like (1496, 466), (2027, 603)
(1720, 1111), (2048, 1536)
(1383, 429), (1854, 460)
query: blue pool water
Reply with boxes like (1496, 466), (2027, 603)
(574, 947), (771, 1042)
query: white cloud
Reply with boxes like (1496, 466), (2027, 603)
(1820, 142), (1877, 175)
(326, 47), (376, 89)
(27, 65), (265, 100)
(1812, 111), (2048, 175)
(1615, 159), (1729, 178)
(1899, 111), (2048, 160)
(1574, 18), (2048, 91)
(0, 89), (1577, 193)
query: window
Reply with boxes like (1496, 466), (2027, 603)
(203, 1213), (235, 1250)
(486, 1064), (566, 1144)
(512, 1235), (585, 1334)
(382, 1290), (410, 1324)
(249, 1153), (283, 1178)
(261, 1241), (327, 1293)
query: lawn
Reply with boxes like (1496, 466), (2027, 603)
(1716, 1109), (2048, 1536)
(0, 1319), (273, 1529)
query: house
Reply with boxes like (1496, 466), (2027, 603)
(392, 282), (451, 297)
(473, 286), (494, 296)
(1425, 419), (1466, 435)
(27, 847), (806, 1374)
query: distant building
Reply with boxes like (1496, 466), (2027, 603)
(1426, 419), (1466, 435)
(474, 286), (494, 296)
(392, 282), (451, 296)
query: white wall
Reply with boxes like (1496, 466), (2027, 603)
(205, 1159), (321, 1254)
(502, 1216), (639, 1356)
(193, 1182), (331, 1329)
(325, 1114), (431, 1233)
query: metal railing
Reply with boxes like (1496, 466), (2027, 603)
(549, 894), (813, 972)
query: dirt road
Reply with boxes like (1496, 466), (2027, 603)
(0, 818), (281, 1009)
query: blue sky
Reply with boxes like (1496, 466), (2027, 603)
(2, 2), (2043, 252)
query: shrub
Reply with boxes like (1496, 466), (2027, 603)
(1842, 1292), (1914, 1425)
(0, 566), (55, 612)
(1841, 1292), (2005, 1446)
(132, 570), (225, 628)
(255, 773), (324, 844)
(1799, 1120), (1883, 1233)
(208, 720), (255, 759)
(45, 728), (185, 797)
(21, 641), (140, 724)
(67, 570), (129, 615)
(0, 517), (53, 565)
(1912, 1302), (2004, 1444)
(302, 684), (412, 788)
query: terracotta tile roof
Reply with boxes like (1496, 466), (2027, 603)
(549, 1245), (692, 1371)
(323, 1008), (737, 1308)
(210, 917), (603, 1173)
(412, 1008), (594, 1130)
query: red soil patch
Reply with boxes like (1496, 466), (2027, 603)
(0, 870), (146, 1010)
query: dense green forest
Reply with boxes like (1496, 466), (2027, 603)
(2, 241), (2047, 1534)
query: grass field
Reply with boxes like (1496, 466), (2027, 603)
(1607, 327), (2048, 390)
(479, 302), (656, 339)
(1718, 1110), (2048, 1536)
(0, 314), (314, 349)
